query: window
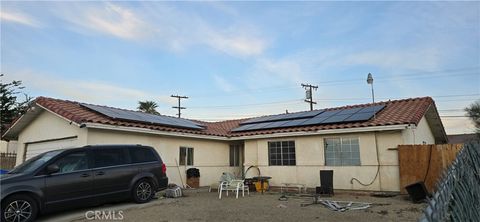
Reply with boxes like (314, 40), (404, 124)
(54, 151), (89, 173)
(13, 150), (63, 174)
(324, 137), (360, 166)
(229, 144), (242, 167)
(268, 141), (296, 166)
(94, 148), (129, 168)
(179, 147), (194, 166)
(130, 147), (158, 163)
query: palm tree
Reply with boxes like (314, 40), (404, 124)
(138, 100), (160, 115)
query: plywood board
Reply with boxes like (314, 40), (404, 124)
(398, 144), (462, 194)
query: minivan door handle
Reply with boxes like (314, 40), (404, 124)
(80, 173), (91, 178)
(96, 171), (105, 176)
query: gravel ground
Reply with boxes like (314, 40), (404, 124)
(67, 188), (425, 222)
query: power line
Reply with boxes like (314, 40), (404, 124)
(190, 67), (479, 98)
(314, 94), (479, 101)
(189, 100), (303, 109)
(186, 94), (478, 110)
(171, 95), (188, 118)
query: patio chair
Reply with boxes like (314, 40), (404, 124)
(218, 179), (246, 199)
(209, 172), (235, 192)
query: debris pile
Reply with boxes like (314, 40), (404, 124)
(301, 195), (375, 211)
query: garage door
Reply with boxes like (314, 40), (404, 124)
(25, 137), (78, 160)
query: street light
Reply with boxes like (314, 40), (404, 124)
(367, 73), (374, 103)
(367, 73), (375, 119)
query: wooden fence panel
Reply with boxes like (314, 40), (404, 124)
(0, 152), (17, 170)
(398, 144), (462, 194)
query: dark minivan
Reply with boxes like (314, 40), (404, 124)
(0, 145), (168, 222)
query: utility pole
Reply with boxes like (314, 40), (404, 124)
(301, 83), (318, 111)
(171, 95), (188, 118)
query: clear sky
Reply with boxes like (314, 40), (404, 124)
(1, 1), (479, 134)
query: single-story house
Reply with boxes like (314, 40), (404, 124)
(2, 96), (447, 192)
(447, 133), (478, 144)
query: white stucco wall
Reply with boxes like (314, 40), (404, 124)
(86, 128), (240, 187)
(15, 111), (88, 165)
(402, 116), (436, 144)
(13, 109), (439, 192)
(243, 131), (404, 191)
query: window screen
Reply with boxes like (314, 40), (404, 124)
(179, 147), (193, 166)
(324, 137), (360, 166)
(94, 148), (128, 168)
(268, 141), (295, 166)
(229, 144), (242, 167)
(130, 147), (158, 163)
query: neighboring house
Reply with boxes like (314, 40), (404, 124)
(447, 133), (478, 144)
(0, 140), (17, 153)
(2, 96), (447, 192)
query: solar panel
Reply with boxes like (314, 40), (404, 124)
(241, 115), (279, 124)
(81, 103), (204, 130)
(297, 109), (324, 118)
(231, 124), (257, 132)
(241, 109), (325, 125)
(357, 105), (385, 114)
(321, 114), (352, 124)
(265, 120), (292, 128)
(344, 112), (375, 122)
(232, 118), (310, 132)
(266, 113), (304, 122)
(231, 104), (386, 132)
(313, 109), (342, 118)
(280, 118), (311, 127)
(246, 122), (279, 131)
(301, 116), (330, 126)
(336, 107), (364, 115)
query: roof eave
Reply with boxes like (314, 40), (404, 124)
(231, 124), (411, 140)
(84, 123), (230, 141)
(424, 103), (449, 144)
(2, 104), (44, 140)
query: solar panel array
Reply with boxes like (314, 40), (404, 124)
(81, 103), (204, 130)
(232, 105), (385, 132)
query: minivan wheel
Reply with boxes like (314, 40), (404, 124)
(132, 180), (154, 203)
(1, 194), (38, 222)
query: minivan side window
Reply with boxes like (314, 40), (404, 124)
(94, 148), (129, 168)
(53, 151), (89, 173)
(130, 147), (158, 163)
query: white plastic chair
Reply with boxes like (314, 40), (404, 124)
(218, 179), (245, 199)
(217, 172), (241, 191)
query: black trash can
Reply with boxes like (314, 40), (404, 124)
(186, 168), (200, 188)
(405, 181), (429, 203)
(317, 170), (334, 196)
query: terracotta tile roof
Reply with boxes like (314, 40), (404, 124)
(29, 96), (436, 138)
(229, 97), (434, 137)
(34, 97), (232, 137)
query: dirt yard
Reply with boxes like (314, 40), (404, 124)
(68, 189), (425, 222)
